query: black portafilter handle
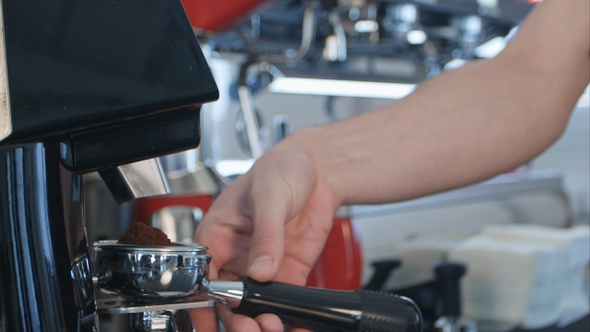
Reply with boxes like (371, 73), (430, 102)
(434, 262), (467, 318)
(207, 277), (422, 332)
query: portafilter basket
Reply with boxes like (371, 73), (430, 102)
(92, 240), (210, 300)
(92, 241), (422, 332)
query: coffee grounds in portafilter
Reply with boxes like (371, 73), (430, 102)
(118, 222), (173, 246)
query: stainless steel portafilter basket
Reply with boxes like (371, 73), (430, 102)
(92, 240), (211, 300)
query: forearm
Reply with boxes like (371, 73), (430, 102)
(278, 0), (590, 206)
(311, 59), (583, 205)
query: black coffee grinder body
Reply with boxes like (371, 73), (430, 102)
(0, 1), (218, 330)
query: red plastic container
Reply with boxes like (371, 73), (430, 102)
(181, 0), (269, 32)
(133, 194), (214, 225)
(306, 217), (363, 290)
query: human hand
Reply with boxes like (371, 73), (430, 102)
(191, 138), (342, 331)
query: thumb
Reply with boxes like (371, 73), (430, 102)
(247, 210), (286, 281)
(246, 180), (290, 281)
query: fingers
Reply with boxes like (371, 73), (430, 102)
(246, 152), (319, 282)
(247, 176), (288, 281)
(188, 307), (219, 332)
(217, 304), (284, 332)
(255, 314), (287, 332)
(189, 306), (286, 332)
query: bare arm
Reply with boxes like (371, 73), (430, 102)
(281, 0), (590, 205)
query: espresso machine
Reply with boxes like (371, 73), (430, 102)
(0, 0), (217, 330)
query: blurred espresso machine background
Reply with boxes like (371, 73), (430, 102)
(1, 0), (588, 331)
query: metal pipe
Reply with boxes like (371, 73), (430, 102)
(237, 84), (264, 159)
(257, 7), (316, 64)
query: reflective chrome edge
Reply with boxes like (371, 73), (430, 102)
(201, 279), (244, 308)
(96, 297), (214, 314)
(93, 239), (209, 251)
(0, 2), (12, 142)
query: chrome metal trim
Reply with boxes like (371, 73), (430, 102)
(117, 158), (171, 197)
(202, 279), (244, 308)
(0, 2), (12, 142)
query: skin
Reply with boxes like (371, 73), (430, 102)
(191, 0), (590, 331)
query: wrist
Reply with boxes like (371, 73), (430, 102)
(273, 127), (346, 211)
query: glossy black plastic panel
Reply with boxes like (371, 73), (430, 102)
(0, 142), (96, 331)
(1, 0), (218, 144)
(61, 106), (202, 173)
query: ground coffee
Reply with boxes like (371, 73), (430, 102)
(118, 222), (173, 246)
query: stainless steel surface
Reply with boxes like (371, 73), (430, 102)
(97, 296), (214, 315)
(92, 241), (211, 299)
(0, 2), (10, 143)
(98, 158), (171, 203)
(167, 163), (225, 195)
(202, 279), (245, 308)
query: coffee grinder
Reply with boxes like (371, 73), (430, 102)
(0, 0), (218, 330)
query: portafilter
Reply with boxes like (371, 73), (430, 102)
(92, 241), (422, 332)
